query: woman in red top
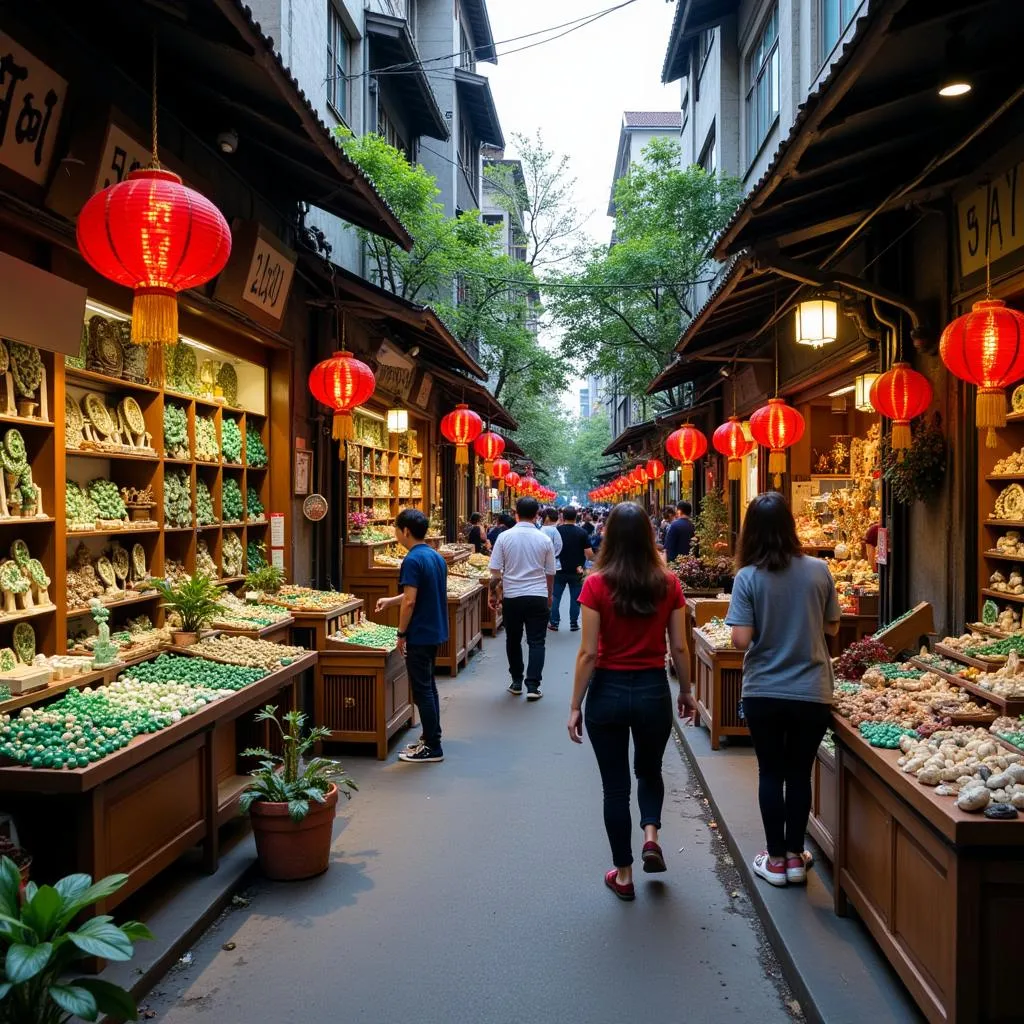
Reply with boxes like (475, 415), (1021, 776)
(568, 502), (696, 900)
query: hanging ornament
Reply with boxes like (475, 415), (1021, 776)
(713, 416), (756, 481)
(308, 351), (376, 460)
(645, 458), (665, 480)
(440, 404), (484, 466)
(505, 471), (521, 492)
(666, 425), (708, 488)
(940, 298), (1024, 447)
(749, 398), (805, 487)
(473, 431), (506, 475)
(521, 475), (539, 496)
(869, 362), (932, 451)
(491, 457), (511, 491)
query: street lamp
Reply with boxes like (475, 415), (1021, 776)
(795, 297), (838, 348)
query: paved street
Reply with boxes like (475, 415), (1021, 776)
(146, 627), (794, 1024)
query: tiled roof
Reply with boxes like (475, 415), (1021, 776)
(623, 111), (682, 129)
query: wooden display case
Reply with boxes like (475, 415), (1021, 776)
(345, 410), (425, 530)
(832, 715), (1024, 1024)
(692, 630), (748, 750)
(683, 597), (730, 687)
(808, 741), (838, 862)
(437, 586), (482, 675)
(343, 541), (403, 627)
(281, 598), (363, 651)
(482, 590), (503, 635)
(315, 638), (413, 759)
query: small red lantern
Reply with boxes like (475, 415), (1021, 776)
(869, 362), (932, 451)
(645, 458), (665, 480)
(713, 416), (756, 481)
(441, 404), (484, 465)
(666, 425), (708, 488)
(491, 457), (511, 491)
(474, 431), (506, 474)
(749, 398), (805, 487)
(521, 475), (539, 496)
(77, 169), (232, 351)
(308, 351), (376, 460)
(940, 298), (1024, 446)
(506, 471), (522, 491)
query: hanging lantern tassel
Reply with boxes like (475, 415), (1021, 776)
(681, 463), (694, 487)
(132, 287), (178, 347)
(456, 444), (469, 466)
(728, 458), (742, 481)
(769, 449), (786, 489)
(978, 388), (1005, 448)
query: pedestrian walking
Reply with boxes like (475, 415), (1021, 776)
(487, 512), (514, 550)
(567, 502), (696, 901)
(466, 511), (489, 554)
(541, 506), (564, 570)
(489, 496), (556, 700)
(549, 505), (593, 632)
(375, 509), (449, 763)
(664, 501), (695, 562)
(725, 492), (841, 887)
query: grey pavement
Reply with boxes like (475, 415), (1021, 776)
(144, 624), (795, 1024)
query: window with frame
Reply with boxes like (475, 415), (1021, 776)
(459, 119), (477, 186)
(698, 122), (716, 174)
(326, 3), (350, 120)
(819, 0), (859, 66)
(378, 106), (410, 161)
(745, 5), (779, 166)
(459, 19), (475, 70)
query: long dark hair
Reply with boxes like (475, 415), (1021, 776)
(593, 502), (668, 616)
(737, 491), (802, 572)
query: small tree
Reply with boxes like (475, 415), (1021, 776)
(694, 489), (729, 557)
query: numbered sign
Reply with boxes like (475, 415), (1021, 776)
(243, 235), (295, 319)
(214, 222), (296, 327)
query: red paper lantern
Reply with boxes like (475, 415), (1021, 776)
(749, 398), (805, 487)
(308, 351), (376, 460)
(491, 457), (511, 491)
(713, 416), (756, 481)
(441, 404), (484, 466)
(869, 362), (932, 451)
(645, 458), (665, 480)
(474, 431), (506, 474)
(505, 471), (521, 491)
(940, 298), (1024, 446)
(632, 466), (649, 486)
(77, 169), (231, 350)
(666, 425), (708, 487)
(521, 475), (539, 496)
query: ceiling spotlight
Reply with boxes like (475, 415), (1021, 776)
(408, 345), (421, 358)
(719, 366), (731, 378)
(939, 33), (971, 98)
(217, 129), (239, 154)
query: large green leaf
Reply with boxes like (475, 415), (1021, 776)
(0, 859), (19, 921)
(118, 921), (155, 942)
(57, 873), (129, 927)
(49, 984), (99, 1020)
(21, 885), (62, 940)
(5, 941), (53, 983)
(0, 981), (11, 1000)
(67, 921), (134, 961)
(54, 873), (93, 906)
(287, 799), (309, 822)
(75, 977), (139, 1020)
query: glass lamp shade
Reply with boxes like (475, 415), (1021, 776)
(387, 409), (409, 433)
(855, 373), (880, 413)
(795, 298), (839, 348)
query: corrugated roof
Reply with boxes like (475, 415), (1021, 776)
(623, 111), (682, 129)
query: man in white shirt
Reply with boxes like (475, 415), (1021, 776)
(489, 497), (556, 700)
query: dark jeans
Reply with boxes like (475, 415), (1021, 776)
(502, 595), (549, 688)
(550, 571), (583, 628)
(742, 696), (832, 858)
(585, 668), (673, 867)
(406, 644), (441, 752)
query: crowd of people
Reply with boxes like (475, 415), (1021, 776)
(383, 491), (840, 899)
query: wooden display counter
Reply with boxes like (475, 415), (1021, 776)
(215, 617), (295, 645)
(829, 612), (878, 656)
(808, 741), (838, 862)
(315, 639), (413, 759)
(286, 599), (363, 651)
(832, 714), (1024, 1023)
(343, 541), (402, 627)
(684, 597), (730, 687)
(482, 589), (503, 635)
(0, 652), (317, 915)
(692, 631), (748, 750)
(438, 586), (483, 675)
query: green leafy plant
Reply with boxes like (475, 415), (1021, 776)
(245, 564), (285, 595)
(694, 488), (729, 556)
(240, 706), (356, 822)
(880, 414), (946, 505)
(0, 856), (153, 1023)
(147, 573), (224, 633)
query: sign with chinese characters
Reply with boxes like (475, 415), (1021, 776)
(0, 33), (67, 186)
(242, 233), (296, 320)
(958, 163), (1024, 278)
(95, 122), (149, 192)
(373, 341), (415, 400)
(413, 371), (433, 410)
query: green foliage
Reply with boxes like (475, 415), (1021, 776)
(880, 416), (946, 505)
(562, 413), (614, 496)
(549, 138), (742, 408)
(147, 573), (224, 634)
(0, 856), (152, 1023)
(240, 706), (356, 822)
(694, 489), (729, 556)
(245, 564), (285, 595)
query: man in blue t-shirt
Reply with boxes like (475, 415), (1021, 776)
(664, 501), (696, 562)
(375, 509), (448, 763)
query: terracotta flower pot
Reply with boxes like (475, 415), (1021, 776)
(171, 630), (198, 647)
(249, 783), (338, 881)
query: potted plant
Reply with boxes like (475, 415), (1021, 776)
(0, 856), (153, 1022)
(244, 564), (285, 602)
(147, 572), (224, 646)
(240, 705), (357, 880)
(348, 509), (370, 542)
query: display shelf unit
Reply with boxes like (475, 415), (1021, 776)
(692, 630), (748, 750)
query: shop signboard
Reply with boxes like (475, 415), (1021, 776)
(214, 222), (297, 330)
(413, 371), (433, 411)
(372, 341), (415, 400)
(957, 162), (1024, 278)
(95, 122), (149, 191)
(0, 33), (67, 187)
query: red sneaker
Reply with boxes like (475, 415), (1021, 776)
(641, 840), (667, 873)
(604, 869), (635, 901)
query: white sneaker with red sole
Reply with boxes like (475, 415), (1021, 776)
(752, 851), (787, 887)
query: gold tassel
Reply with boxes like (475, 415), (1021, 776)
(485, 459), (494, 476)
(768, 450), (786, 483)
(132, 290), (178, 346)
(977, 388), (1007, 449)
(728, 459), (741, 481)
(456, 445), (469, 466)
(773, 472), (783, 488)
(891, 422), (912, 450)
(334, 412), (354, 460)
(145, 344), (163, 387)
(682, 463), (693, 487)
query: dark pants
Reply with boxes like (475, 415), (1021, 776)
(742, 697), (832, 858)
(502, 595), (549, 688)
(585, 668), (673, 867)
(406, 644), (441, 752)
(550, 571), (583, 628)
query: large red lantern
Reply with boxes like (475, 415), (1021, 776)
(308, 351), (376, 460)
(749, 398), (805, 487)
(474, 431), (506, 474)
(940, 298), (1024, 446)
(645, 458), (665, 480)
(869, 362), (932, 451)
(491, 457), (511, 491)
(521, 475), (539, 496)
(77, 169), (231, 351)
(666, 425), (708, 488)
(441, 404), (484, 465)
(713, 416), (756, 481)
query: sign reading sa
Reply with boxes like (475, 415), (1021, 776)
(958, 164), (1024, 278)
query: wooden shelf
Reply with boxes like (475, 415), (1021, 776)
(163, 457), (192, 465)
(0, 605), (56, 626)
(0, 516), (56, 526)
(67, 525), (159, 537)
(981, 588), (1024, 604)
(983, 520), (1024, 529)
(66, 591), (161, 618)
(0, 414), (54, 428)
(195, 459), (221, 468)
(197, 523), (221, 532)
(982, 550), (1024, 561)
(66, 367), (162, 394)
(163, 525), (196, 533)
(986, 474), (1024, 481)
(244, 464), (266, 472)
(65, 448), (158, 462)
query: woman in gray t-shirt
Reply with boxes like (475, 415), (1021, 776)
(725, 492), (841, 889)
